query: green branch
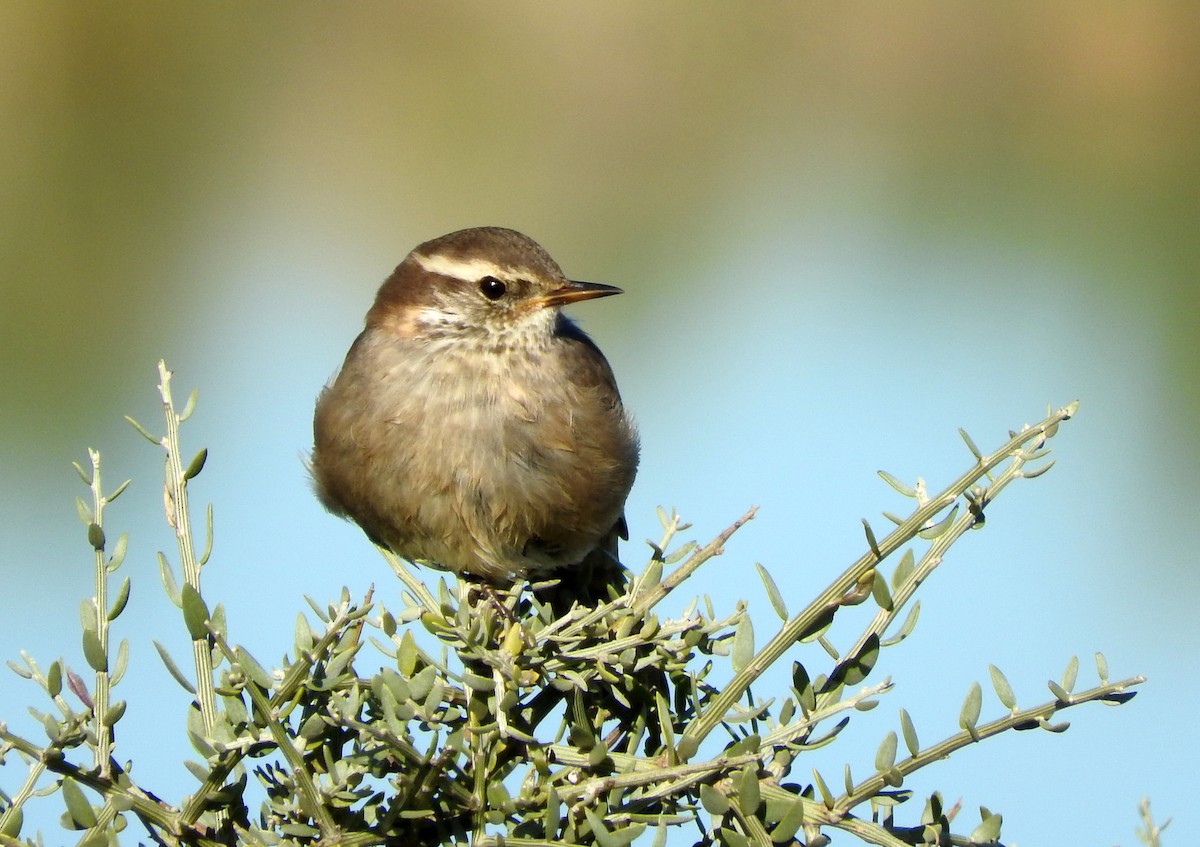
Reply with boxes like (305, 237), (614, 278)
(675, 403), (1079, 759)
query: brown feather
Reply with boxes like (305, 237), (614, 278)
(312, 228), (638, 592)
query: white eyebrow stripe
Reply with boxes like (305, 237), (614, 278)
(414, 252), (509, 282)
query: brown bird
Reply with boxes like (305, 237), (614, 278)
(312, 227), (639, 590)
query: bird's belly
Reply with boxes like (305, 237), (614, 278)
(366, 355), (628, 577)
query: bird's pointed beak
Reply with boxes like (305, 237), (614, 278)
(535, 280), (624, 309)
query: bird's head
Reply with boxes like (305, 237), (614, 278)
(366, 227), (621, 349)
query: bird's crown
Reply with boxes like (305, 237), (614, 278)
(365, 227), (621, 345)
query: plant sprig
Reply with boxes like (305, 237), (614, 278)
(0, 368), (1145, 847)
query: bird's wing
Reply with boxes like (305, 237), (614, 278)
(555, 316), (625, 406)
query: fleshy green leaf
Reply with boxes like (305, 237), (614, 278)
(107, 532), (129, 571)
(840, 634), (879, 686)
(878, 470), (916, 498)
(871, 569), (893, 611)
(82, 629), (107, 673)
(699, 784), (729, 815)
(639, 558), (664, 589)
(875, 731), (898, 771)
(663, 541), (695, 564)
(970, 810), (1003, 842)
(104, 700), (127, 726)
(738, 765), (761, 814)
(153, 640), (196, 694)
(544, 787), (562, 836)
(199, 503), (215, 567)
(107, 479), (131, 503)
(585, 810), (645, 847)
(891, 549), (915, 590)
(959, 681), (982, 735)
(111, 638), (130, 686)
(812, 768), (834, 808)
(179, 388), (199, 421)
(899, 708), (919, 757)
(235, 646), (275, 690)
(61, 778), (97, 828)
(183, 448), (208, 481)
(731, 614), (755, 673)
(87, 523), (106, 551)
(108, 576), (131, 621)
(718, 827), (749, 847)
(0, 805), (21, 837)
(675, 735), (698, 762)
(1061, 655), (1079, 692)
(1021, 458), (1056, 479)
(862, 519), (881, 557)
(159, 552), (181, 607)
(769, 795), (806, 842)
(756, 562), (789, 620)
(125, 415), (161, 444)
(917, 505), (959, 540)
(989, 664), (1016, 710)
(397, 630), (419, 677)
(1047, 680), (1070, 702)
(882, 600), (921, 647)
(79, 598), (97, 634)
(181, 584), (210, 641)
(209, 602), (227, 642)
(959, 427), (982, 460)
(792, 661), (814, 712)
(409, 666), (435, 702)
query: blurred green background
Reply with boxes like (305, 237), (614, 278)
(2, 3), (1196, 843)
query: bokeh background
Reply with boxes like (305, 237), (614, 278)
(2, 4), (1196, 843)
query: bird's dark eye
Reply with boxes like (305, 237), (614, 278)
(479, 276), (507, 300)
